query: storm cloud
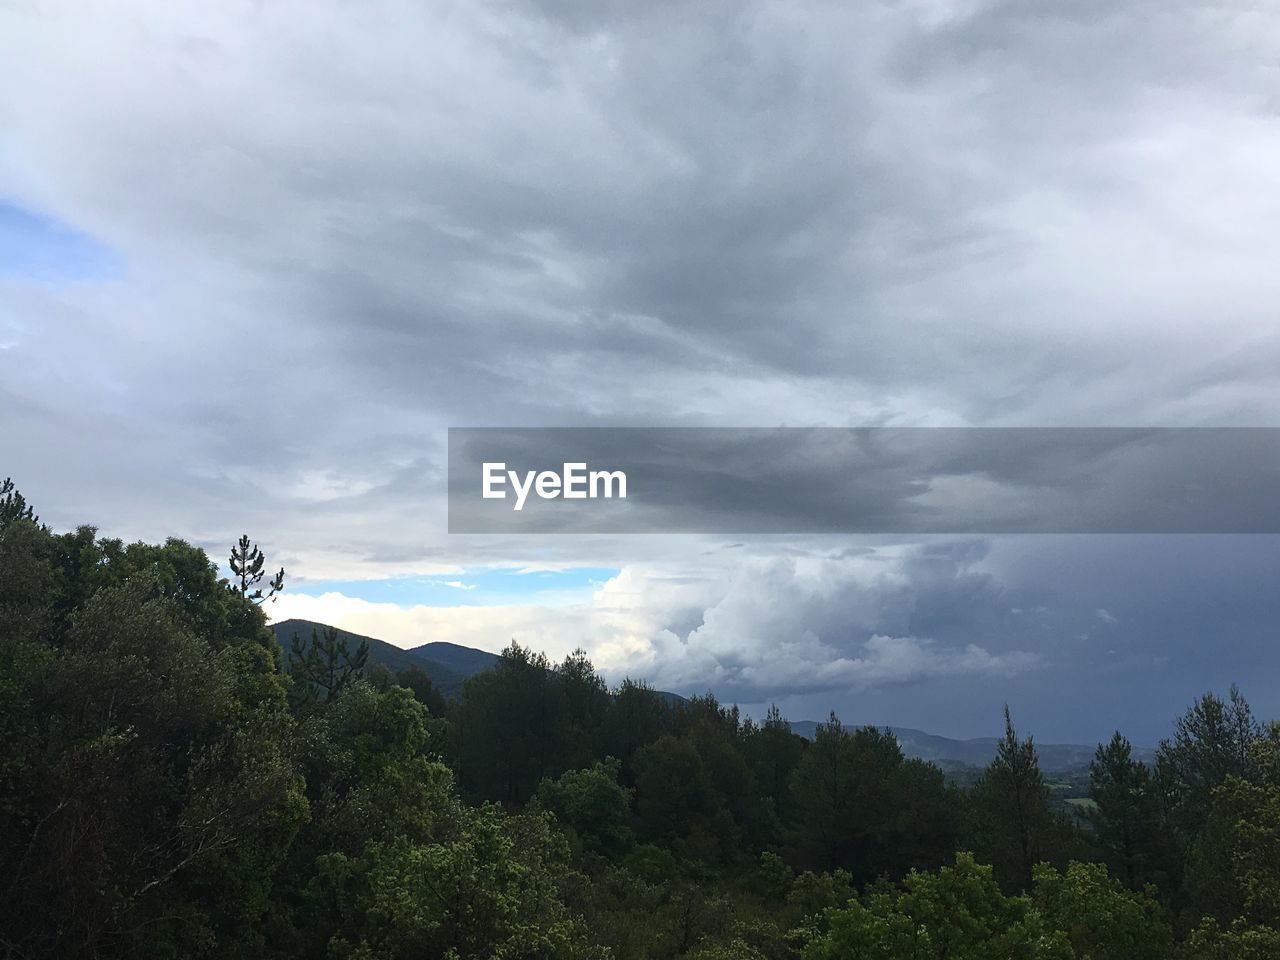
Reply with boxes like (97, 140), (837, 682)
(3, 0), (1280, 741)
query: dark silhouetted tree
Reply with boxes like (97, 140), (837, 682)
(395, 662), (448, 716)
(0, 477), (37, 529)
(288, 624), (369, 705)
(969, 706), (1062, 891)
(228, 533), (284, 603)
(1088, 731), (1167, 889)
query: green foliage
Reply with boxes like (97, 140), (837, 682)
(394, 662), (448, 716)
(799, 852), (1074, 960)
(756, 850), (794, 900)
(1179, 918), (1280, 960)
(533, 758), (636, 857)
(788, 713), (959, 882)
(1032, 860), (1173, 960)
(288, 623), (371, 706)
(270, 676), (606, 959)
(1157, 686), (1261, 835)
(1182, 772), (1280, 929)
(787, 867), (856, 919)
(1087, 731), (1168, 889)
(634, 734), (719, 847)
(318, 809), (606, 960)
(0, 517), (304, 959)
(799, 853), (1173, 960)
(743, 705), (805, 825)
(450, 642), (613, 805)
(601, 678), (676, 785)
(0, 475), (38, 528)
(682, 936), (769, 960)
(6, 485), (1280, 959)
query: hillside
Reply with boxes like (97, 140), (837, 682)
(787, 720), (1157, 773)
(408, 640), (500, 676)
(272, 618), (688, 706)
(271, 618), (472, 697)
(272, 619), (1127, 773)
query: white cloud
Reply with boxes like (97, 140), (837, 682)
(270, 591), (597, 661)
(270, 543), (1041, 700)
(5, 0), (1280, 735)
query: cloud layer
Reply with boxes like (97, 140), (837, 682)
(3, 0), (1280, 740)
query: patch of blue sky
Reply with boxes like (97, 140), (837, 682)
(289, 566), (621, 607)
(0, 200), (121, 282)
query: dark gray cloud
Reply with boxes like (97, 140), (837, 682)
(2, 0), (1280, 741)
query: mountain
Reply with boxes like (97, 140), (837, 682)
(271, 618), (688, 705)
(271, 619), (471, 696)
(407, 641), (500, 677)
(273, 619), (1121, 770)
(787, 720), (1157, 773)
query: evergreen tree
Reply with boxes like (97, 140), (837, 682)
(288, 624), (370, 705)
(395, 662), (448, 716)
(228, 532), (284, 604)
(1156, 686), (1261, 835)
(451, 642), (562, 804)
(1088, 731), (1166, 889)
(0, 476), (38, 528)
(968, 706), (1061, 891)
(744, 704), (806, 824)
(600, 678), (674, 785)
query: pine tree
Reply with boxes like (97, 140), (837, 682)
(969, 706), (1058, 891)
(287, 625), (369, 705)
(228, 533), (284, 603)
(0, 477), (37, 529)
(1088, 731), (1164, 889)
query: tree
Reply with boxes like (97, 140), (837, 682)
(632, 734), (716, 848)
(288, 624), (370, 706)
(601, 678), (674, 785)
(1156, 687), (1261, 836)
(270, 679), (603, 960)
(798, 852), (1075, 960)
(394, 662), (447, 716)
(742, 704), (806, 830)
(0, 476), (38, 528)
(1088, 731), (1166, 889)
(327, 808), (607, 960)
(0, 520), (305, 959)
(228, 532), (284, 604)
(532, 758), (635, 857)
(788, 712), (863, 872)
(1182, 768), (1280, 930)
(451, 642), (562, 805)
(1032, 860), (1173, 960)
(788, 714), (954, 881)
(800, 854), (1173, 960)
(1180, 918), (1280, 960)
(967, 706), (1067, 891)
(554, 648), (613, 772)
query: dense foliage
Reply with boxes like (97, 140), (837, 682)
(2, 493), (1279, 958)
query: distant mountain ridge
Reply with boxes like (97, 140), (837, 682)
(787, 720), (1157, 773)
(271, 619), (479, 697)
(271, 619), (1132, 773)
(407, 640), (500, 678)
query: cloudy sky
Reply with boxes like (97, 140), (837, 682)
(3, 0), (1280, 744)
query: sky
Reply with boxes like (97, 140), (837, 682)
(2, 0), (1280, 745)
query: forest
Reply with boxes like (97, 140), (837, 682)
(2, 478), (1279, 959)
